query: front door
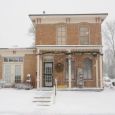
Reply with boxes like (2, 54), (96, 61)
(44, 62), (53, 87)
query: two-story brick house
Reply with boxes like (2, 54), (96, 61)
(0, 13), (107, 89)
(29, 13), (107, 89)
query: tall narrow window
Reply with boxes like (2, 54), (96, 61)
(15, 65), (21, 83)
(56, 24), (66, 45)
(80, 26), (89, 45)
(83, 58), (92, 80)
(4, 64), (11, 83)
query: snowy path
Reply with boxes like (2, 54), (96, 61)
(0, 88), (115, 115)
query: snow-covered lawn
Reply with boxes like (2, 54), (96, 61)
(0, 88), (115, 115)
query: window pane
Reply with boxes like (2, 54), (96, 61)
(80, 26), (89, 45)
(19, 57), (23, 62)
(3, 57), (23, 62)
(83, 58), (92, 79)
(80, 27), (88, 32)
(80, 36), (89, 45)
(15, 65), (21, 83)
(56, 25), (66, 45)
(14, 57), (19, 62)
(4, 57), (9, 62)
(61, 32), (66, 37)
(4, 64), (11, 83)
(9, 57), (14, 62)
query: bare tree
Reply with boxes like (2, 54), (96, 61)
(103, 20), (115, 58)
(28, 25), (35, 47)
(102, 20), (115, 78)
(28, 25), (35, 37)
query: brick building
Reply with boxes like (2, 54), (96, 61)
(0, 13), (107, 89)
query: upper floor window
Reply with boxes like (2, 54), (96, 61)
(56, 24), (66, 45)
(80, 26), (90, 45)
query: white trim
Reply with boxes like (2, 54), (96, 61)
(3, 63), (23, 83)
(29, 14), (107, 24)
(0, 48), (35, 56)
(36, 45), (102, 51)
(39, 56), (42, 88)
(96, 57), (99, 88)
(100, 55), (103, 88)
(68, 51), (72, 88)
(37, 50), (40, 89)
(36, 45), (102, 47)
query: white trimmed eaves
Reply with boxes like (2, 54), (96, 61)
(36, 45), (102, 51)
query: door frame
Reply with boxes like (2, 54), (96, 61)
(43, 62), (53, 87)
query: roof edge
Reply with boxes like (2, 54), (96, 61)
(29, 13), (108, 17)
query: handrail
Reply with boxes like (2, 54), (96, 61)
(54, 78), (57, 96)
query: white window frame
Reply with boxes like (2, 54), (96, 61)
(79, 26), (90, 45)
(56, 24), (67, 45)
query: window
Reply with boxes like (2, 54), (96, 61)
(4, 57), (9, 62)
(15, 65), (21, 83)
(4, 57), (23, 62)
(80, 26), (89, 45)
(4, 64), (11, 83)
(56, 24), (66, 45)
(83, 58), (92, 80)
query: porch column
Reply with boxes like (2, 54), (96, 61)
(37, 49), (40, 89)
(96, 55), (99, 88)
(68, 50), (72, 88)
(99, 55), (103, 88)
(39, 55), (42, 88)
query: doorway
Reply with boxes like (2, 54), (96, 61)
(44, 62), (53, 87)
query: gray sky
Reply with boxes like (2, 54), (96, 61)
(0, 0), (115, 48)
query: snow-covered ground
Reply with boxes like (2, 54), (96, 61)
(0, 88), (115, 115)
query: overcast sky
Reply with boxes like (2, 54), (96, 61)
(0, 0), (115, 48)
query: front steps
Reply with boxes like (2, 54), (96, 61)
(33, 87), (56, 106)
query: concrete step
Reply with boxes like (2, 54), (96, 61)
(37, 87), (54, 91)
(33, 88), (55, 106)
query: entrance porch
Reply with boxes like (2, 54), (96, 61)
(36, 45), (103, 89)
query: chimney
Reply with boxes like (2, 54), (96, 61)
(43, 11), (45, 14)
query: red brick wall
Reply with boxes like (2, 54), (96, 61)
(35, 23), (101, 45)
(24, 54), (37, 87)
(36, 24), (56, 45)
(42, 53), (98, 88)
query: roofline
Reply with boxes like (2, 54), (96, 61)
(0, 47), (35, 51)
(29, 13), (108, 17)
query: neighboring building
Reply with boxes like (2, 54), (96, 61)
(0, 13), (108, 89)
(0, 48), (37, 87)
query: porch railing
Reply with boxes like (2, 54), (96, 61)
(54, 78), (57, 96)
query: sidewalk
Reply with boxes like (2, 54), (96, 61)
(0, 88), (115, 115)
